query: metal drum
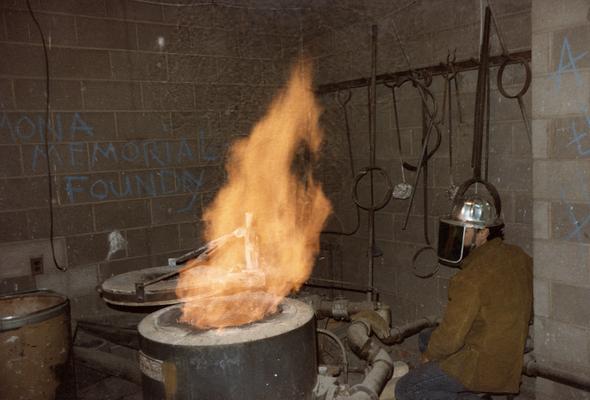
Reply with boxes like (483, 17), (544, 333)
(0, 290), (71, 400)
(138, 297), (317, 400)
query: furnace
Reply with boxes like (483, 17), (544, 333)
(138, 298), (317, 400)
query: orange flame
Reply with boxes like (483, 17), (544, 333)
(176, 60), (331, 329)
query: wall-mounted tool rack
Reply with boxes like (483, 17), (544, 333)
(315, 50), (531, 94)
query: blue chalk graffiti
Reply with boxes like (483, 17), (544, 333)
(552, 36), (587, 91)
(1, 111), (226, 213)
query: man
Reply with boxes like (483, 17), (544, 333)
(395, 195), (533, 400)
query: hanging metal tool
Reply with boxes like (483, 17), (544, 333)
(487, 0), (532, 145)
(401, 76), (440, 230)
(321, 89), (362, 236)
(411, 99), (439, 278)
(497, 59), (532, 144)
(472, 6), (492, 181)
(441, 51), (459, 200)
(351, 25), (394, 301)
(385, 80), (412, 200)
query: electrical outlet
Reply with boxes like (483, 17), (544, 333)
(30, 257), (44, 275)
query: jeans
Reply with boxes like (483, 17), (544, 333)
(394, 329), (481, 400)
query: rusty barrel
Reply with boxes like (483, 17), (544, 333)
(0, 290), (71, 400)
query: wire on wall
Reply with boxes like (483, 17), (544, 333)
(26, 0), (67, 272)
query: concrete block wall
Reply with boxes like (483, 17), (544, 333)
(532, 0), (590, 398)
(0, 0), (302, 319)
(307, 0), (532, 328)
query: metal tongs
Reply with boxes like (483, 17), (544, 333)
(134, 226), (246, 301)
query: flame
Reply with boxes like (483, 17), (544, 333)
(176, 60), (331, 329)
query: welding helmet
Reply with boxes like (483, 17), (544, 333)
(437, 179), (502, 266)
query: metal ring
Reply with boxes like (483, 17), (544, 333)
(411, 246), (439, 279)
(497, 57), (531, 99)
(352, 167), (393, 211)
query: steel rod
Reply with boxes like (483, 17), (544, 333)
(315, 50), (531, 95)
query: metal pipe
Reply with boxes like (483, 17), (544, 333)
(523, 354), (590, 392)
(367, 24), (378, 302)
(380, 315), (440, 345)
(316, 50), (531, 94)
(335, 321), (393, 400)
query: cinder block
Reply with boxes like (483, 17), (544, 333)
(168, 54), (217, 84)
(0, 43), (45, 77)
(238, 34), (282, 60)
(142, 82), (195, 111)
(126, 224), (180, 257)
(534, 277), (550, 317)
(150, 193), (203, 225)
(374, 211), (395, 241)
(532, 119), (549, 159)
(110, 51), (167, 81)
(533, 201), (550, 239)
(534, 240), (590, 285)
(0, 238), (67, 279)
(533, 159), (590, 201)
(73, 112), (117, 141)
(487, 155), (532, 192)
(77, 17), (137, 50)
(105, 0), (163, 22)
(532, 72), (590, 118)
(55, 172), (120, 204)
(514, 192), (532, 224)
(35, 0), (107, 16)
(97, 255), (151, 281)
(37, 264), (98, 298)
(552, 282), (590, 327)
(0, 275), (36, 295)
(66, 232), (119, 267)
(27, 204), (94, 239)
(503, 222), (532, 255)
(532, 32), (551, 75)
(94, 199), (151, 231)
(532, 0), (589, 33)
(14, 79), (82, 111)
(551, 200), (590, 243)
(0, 145), (22, 177)
(550, 116), (590, 159)
(551, 25), (590, 71)
(0, 79), (14, 110)
(178, 221), (204, 250)
(5, 9), (77, 46)
(83, 81), (142, 111)
(51, 48), (112, 79)
(0, 211), (29, 242)
(22, 143), (90, 175)
(216, 57), (263, 85)
(136, 22), (178, 52)
(534, 316), (590, 370)
(0, 176), (50, 210)
(116, 112), (171, 139)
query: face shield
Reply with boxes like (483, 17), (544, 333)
(437, 218), (468, 266)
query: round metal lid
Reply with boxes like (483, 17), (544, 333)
(99, 266), (182, 307)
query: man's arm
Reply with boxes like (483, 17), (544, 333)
(424, 276), (480, 361)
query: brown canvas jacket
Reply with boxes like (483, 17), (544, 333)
(424, 238), (533, 393)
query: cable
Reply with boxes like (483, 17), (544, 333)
(26, 0), (66, 272)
